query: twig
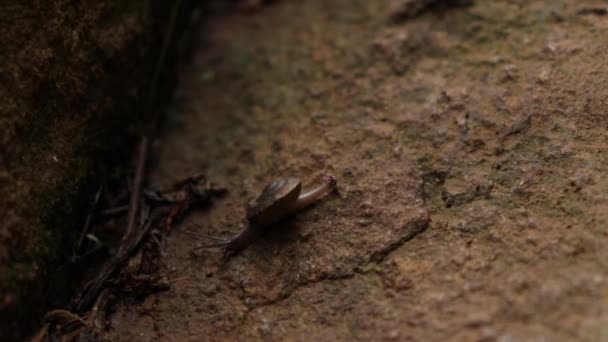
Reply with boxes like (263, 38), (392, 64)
(75, 185), (104, 253)
(88, 288), (111, 331)
(73, 209), (163, 312)
(147, 0), (183, 109)
(120, 136), (148, 253)
(100, 205), (129, 217)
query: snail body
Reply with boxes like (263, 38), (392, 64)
(195, 175), (336, 254)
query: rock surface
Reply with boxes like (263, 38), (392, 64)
(62, 0), (608, 340)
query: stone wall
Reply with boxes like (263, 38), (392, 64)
(0, 1), (199, 339)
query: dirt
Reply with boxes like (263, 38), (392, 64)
(107, 0), (608, 341)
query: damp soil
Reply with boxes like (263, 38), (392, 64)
(108, 1), (608, 340)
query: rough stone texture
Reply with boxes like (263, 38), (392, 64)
(5, 0), (607, 340)
(0, 1), (194, 340)
(107, 0), (608, 340)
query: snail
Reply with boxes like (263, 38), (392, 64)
(193, 175), (337, 254)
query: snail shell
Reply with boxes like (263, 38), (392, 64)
(246, 177), (302, 227)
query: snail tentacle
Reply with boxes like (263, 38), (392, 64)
(187, 231), (227, 242)
(193, 241), (231, 250)
(293, 175), (337, 211)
